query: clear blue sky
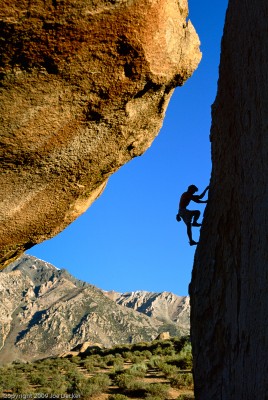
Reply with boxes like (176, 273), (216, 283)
(27, 0), (228, 296)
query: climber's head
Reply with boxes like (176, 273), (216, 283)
(188, 184), (198, 194)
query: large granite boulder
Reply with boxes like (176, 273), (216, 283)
(0, 0), (201, 268)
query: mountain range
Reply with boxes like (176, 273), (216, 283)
(0, 255), (189, 364)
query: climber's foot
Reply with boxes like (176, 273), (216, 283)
(189, 240), (198, 246)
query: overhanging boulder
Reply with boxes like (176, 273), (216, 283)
(0, 0), (201, 268)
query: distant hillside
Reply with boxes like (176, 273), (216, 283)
(0, 255), (189, 364)
(104, 290), (190, 333)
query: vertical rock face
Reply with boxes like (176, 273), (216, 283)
(190, 1), (268, 399)
(0, 0), (201, 268)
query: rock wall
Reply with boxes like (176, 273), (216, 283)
(0, 0), (201, 268)
(190, 1), (268, 399)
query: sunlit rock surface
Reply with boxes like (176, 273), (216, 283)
(0, 0), (201, 268)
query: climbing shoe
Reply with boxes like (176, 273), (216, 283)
(189, 240), (198, 246)
(192, 222), (202, 227)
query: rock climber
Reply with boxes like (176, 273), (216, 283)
(178, 184), (209, 246)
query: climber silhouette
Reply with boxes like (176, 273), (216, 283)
(178, 184), (209, 246)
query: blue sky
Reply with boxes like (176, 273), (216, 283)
(27, 0), (228, 296)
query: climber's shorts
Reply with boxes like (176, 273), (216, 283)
(179, 208), (193, 225)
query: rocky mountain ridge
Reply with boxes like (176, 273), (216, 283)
(104, 290), (190, 332)
(0, 255), (189, 364)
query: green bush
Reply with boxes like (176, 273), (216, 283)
(177, 343), (193, 369)
(29, 370), (50, 386)
(78, 373), (111, 396)
(82, 359), (96, 372)
(115, 373), (147, 393)
(145, 383), (170, 398)
(176, 395), (195, 400)
(158, 362), (179, 377)
(147, 355), (162, 369)
(10, 376), (31, 394)
(77, 378), (100, 397)
(142, 350), (153, 359)
(122, 351), (133, 360)
(127, 362), (147, 377)
(66, 370), (85, 393)
(115, 373), (137, 390)
(70, 356), (81, 364)
(131, 342), (150, 352)
(0, 369), (30, 393)
(108, 394), (129, 400)
(49, 373), (68, 394)
(170, 373), (193, 389)
(0, 336), (193, 399)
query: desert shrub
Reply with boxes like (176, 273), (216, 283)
(0, 369), (30, 393)
(127, 362), (147, 377)
(142, 349), (153, 359)
(29, 370), (50, 386)
(145, 383), (170, 398)
(113, 357), (124, 366)
(104, 354), (116, 365)
(133, 350), (145, 357)
(76, 378), (99, 397)
(82, 359), (95, 373)
(83, 355), (98, 366)
(9, 375), (31, 394)
(176, 343), (193, 369)
(115, 373), (136, 390)
(51, 357), (73, 370)
(91, 373), (111, 388)
(176, 395), (195, 400)
(170, 373), (193, 389)
(130, 342), (150, 352)
(122, 351), (132, 360)
(49, 373), (68, 394)
(108, 394), (129, 400)
(85, 354), (108, 368)
(78, 373), (111, 397)
(19, 363), (34, 373)
(151, 345), (165, 355)
(110, 358), (124, 374)
(161, 346), (176, 356)
(104, 354), (124, 370)
(172, 336), (189, 352)
(145, 396), (164, 400)
(158, 362), (179, 377)
(127, 354), (145, 364)
(128, 380), (147, 393)
(147, 355), (162, 369)
(115, 373), (146, 393)
(70, 356), (81, 364)
(109, 345), (131, 356)
(66, 370), (85, 393)
(151, 341), (174, 356)
(164, 346), (192, 370)
(87, 354), (102, 365)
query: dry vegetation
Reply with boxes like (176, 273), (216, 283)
(0, 336), (194, 400)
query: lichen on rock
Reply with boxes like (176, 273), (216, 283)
(0, 0), (201, 268)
